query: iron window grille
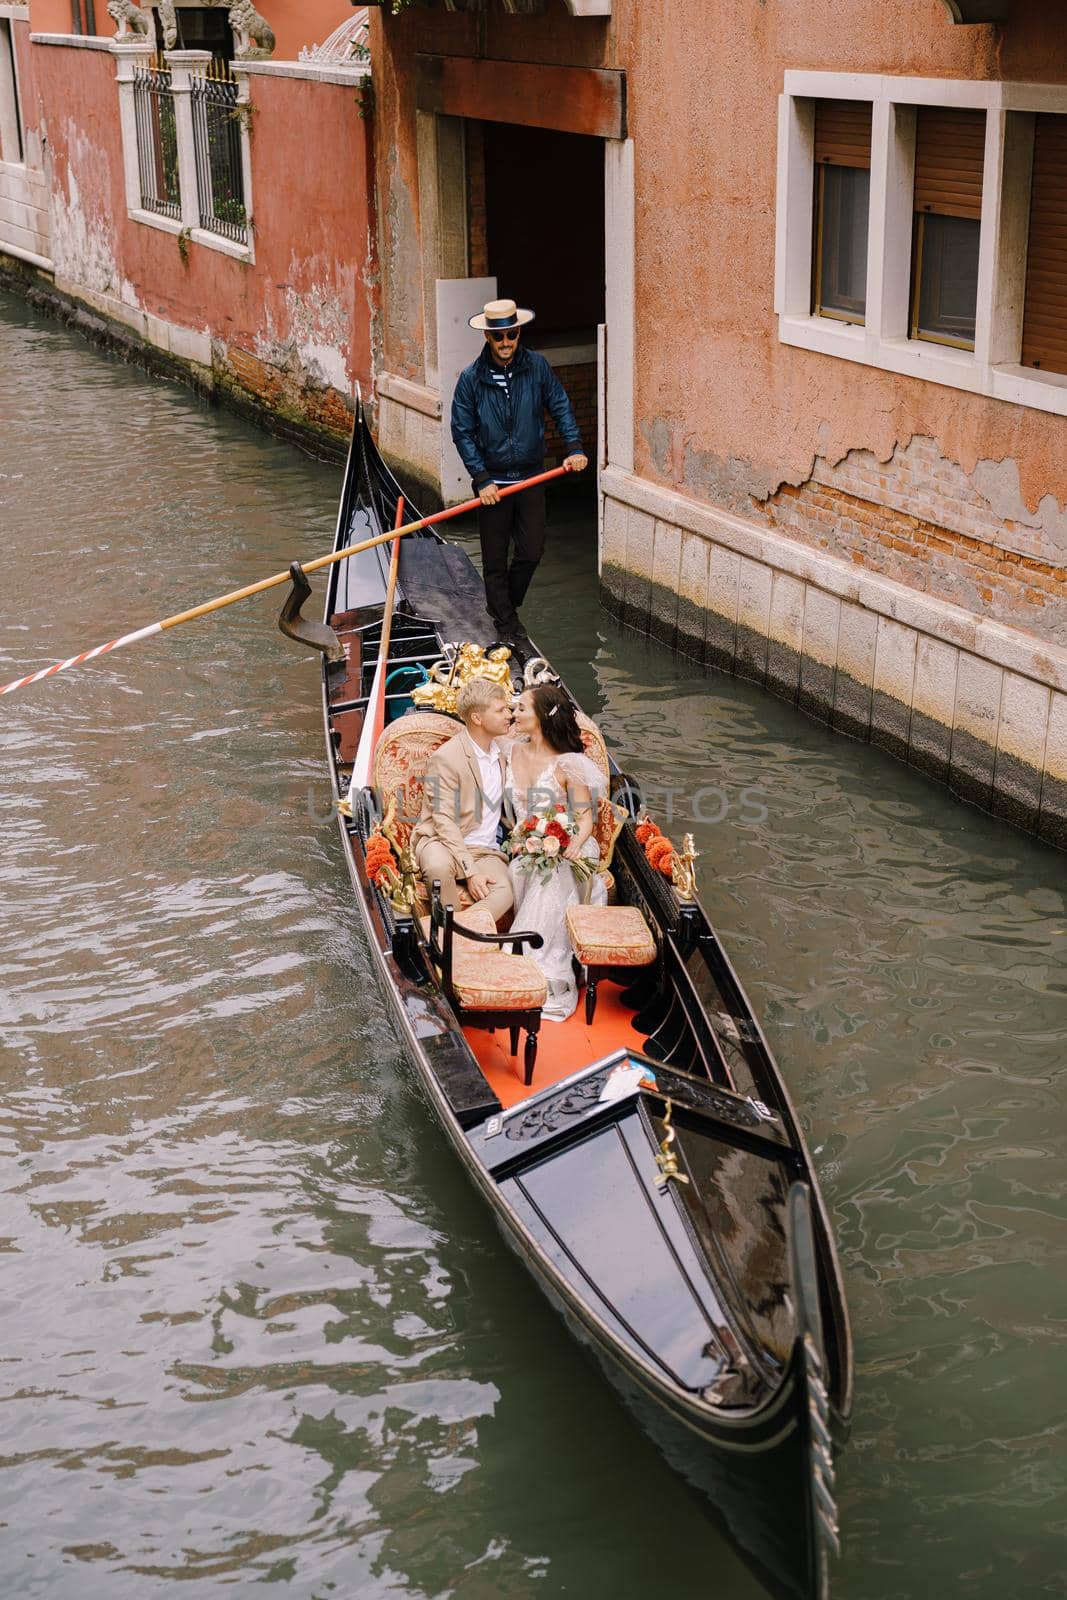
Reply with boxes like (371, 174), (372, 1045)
(133, 64), (181, 221)
(191, 63), (247, 244)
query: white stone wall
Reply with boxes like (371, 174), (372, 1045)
(601, 466), (1067, 846)
(0, 157), (50, 265)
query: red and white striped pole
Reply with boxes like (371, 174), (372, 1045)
(0, 464), (570, 701)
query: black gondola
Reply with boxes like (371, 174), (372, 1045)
(299, 405), (854, 1600)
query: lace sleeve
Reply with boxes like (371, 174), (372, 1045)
(553, 751), (607, 796)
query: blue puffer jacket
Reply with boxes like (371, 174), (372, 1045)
(450, 344), (583, 491)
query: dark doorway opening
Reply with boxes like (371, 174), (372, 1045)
(153, 7), (235, 61)
(473, 121), (604, 492)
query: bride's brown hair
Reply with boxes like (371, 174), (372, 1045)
(531, 684), (584, 755)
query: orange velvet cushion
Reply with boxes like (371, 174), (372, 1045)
(565, 904), (656, 967)
(451, 953), (547, 1011)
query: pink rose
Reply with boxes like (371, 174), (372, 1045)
(542, 836), (561, 857)
(525, 836), (543, 854)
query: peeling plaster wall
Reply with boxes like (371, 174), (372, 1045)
(17, 42), (376, 449)
(626, 0), (1066, 652)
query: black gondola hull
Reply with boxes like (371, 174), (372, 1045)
(313, 409), (852, 1600)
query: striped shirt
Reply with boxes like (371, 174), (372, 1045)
(487, 360), (522, 484)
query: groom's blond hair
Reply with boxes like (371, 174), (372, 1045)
(457, 675), (507, 723)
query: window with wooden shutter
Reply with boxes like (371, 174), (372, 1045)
(813, 100), (872, 322)
(1021, 113), (1067, 374)
(911, 107), (986, 348)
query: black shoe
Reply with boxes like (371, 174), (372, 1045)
(507, 636), (532, 668)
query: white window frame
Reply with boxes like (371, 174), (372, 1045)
(775, 71), (1067, 418)
(0, 6), (27, 167)
(113, 40), (254, 263)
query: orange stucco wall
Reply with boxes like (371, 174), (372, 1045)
(26, 39), (375, 429)
(28, 1), (73, 35)
(372, 0), (1065, 639)
(28, 1), (352, 60)
(625, 0), (1067, 521)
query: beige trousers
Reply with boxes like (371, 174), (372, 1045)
(417, 842), (514, 924)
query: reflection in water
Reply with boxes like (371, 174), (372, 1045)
(1, 290), (1065, 1599)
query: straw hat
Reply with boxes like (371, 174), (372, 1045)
(468, 297), (535, 332)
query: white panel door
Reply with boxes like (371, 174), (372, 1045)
(436, 276), (496, 506)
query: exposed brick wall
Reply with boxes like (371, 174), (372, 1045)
(544, 360), (596, 465)
(759, 436), (1067, 648)
(467, 122), (488, 279)
(216, 342), (354, 445)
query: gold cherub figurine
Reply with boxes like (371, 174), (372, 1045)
(411, 640), (513, 714)
(671, 833), (700, 902)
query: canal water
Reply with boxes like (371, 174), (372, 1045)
(1, 289), (1064, 1600)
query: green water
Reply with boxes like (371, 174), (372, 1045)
(1, 291), (1064, 1599)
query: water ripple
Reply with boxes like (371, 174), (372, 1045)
(2, 290), (1065, 1600)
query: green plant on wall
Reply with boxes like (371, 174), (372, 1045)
(177, 226), (192, 264)
(230, 101), (255, 137)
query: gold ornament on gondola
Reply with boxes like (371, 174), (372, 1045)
(671, 833), (699, 902)
(653, 1099), (690, 1192)
(410, 641), (513, 715)
(372, 801), (420, 916)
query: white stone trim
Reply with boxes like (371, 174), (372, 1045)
(601, 462), (1067, 693)
(782, 71), (1067, 113)
(377, 371), (441, 418)
(563, 0), (611, 13)
(113, 42), (153, 215)
(236, 58), (369, 87)
(604, 137), (635, 473)
(0, 237), (52, 270)
(776, 70), (1067, 419)
(0, 5), (29, 20)
(30, 31), (112, 49)
(190, 224), (251, 261)
(52, 269), (212, 365)
(230, 64), (256, 265)
(167, 51), (212, 233)
(0, 13), (22, 167)
(129, 205), (183, 236)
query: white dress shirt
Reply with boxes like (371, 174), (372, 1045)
(463, 735), (503, 849)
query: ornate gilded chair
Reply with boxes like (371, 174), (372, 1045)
(425, 889), (548, 1085)
(564, 903), (657, 1024)
(370, 709), (475, 912)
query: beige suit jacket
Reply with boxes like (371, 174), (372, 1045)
(410, 732), (508, 881)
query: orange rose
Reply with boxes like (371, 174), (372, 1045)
(646, 837), (674, 871)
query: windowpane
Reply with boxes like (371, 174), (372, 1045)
(816, 163), (869, 320)
(913, 213), (980, 347)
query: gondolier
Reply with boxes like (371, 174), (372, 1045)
(451, 298), (588, 655)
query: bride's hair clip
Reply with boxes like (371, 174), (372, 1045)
(547, 704), (560, 718)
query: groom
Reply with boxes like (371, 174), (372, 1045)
(410, 676), (515, 923)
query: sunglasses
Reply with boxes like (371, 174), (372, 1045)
(487, 328), (519, 341)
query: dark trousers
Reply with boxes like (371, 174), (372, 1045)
(477, 483), (546, 634)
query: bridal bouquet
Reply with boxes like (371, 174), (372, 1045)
(508, 803), (597, 883)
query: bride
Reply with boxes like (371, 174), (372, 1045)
(504, 684), (607, 1022)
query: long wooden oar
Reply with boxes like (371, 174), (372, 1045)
(350, 493), (405, 790)
(0, 465), (570, 700)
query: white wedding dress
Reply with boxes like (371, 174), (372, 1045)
(504, 740), (608, 1022)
